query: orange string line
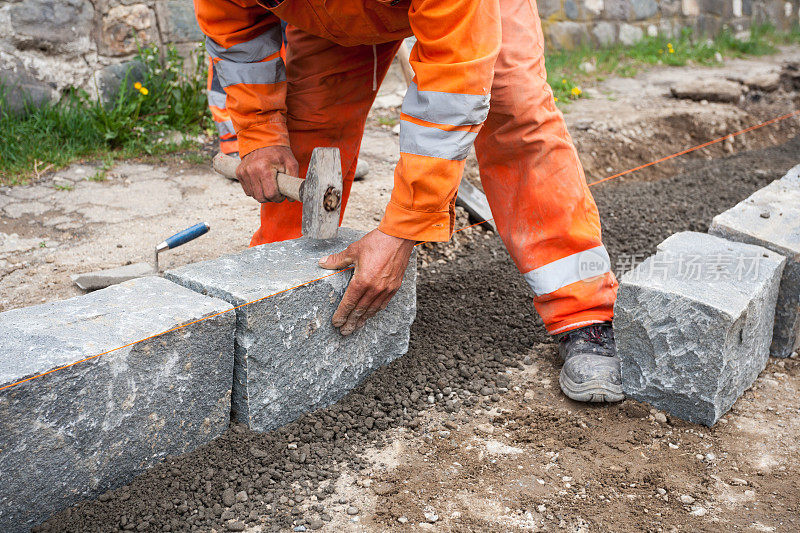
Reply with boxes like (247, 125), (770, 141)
(587, 109), (800, 187)
(2, 109), (798, 393)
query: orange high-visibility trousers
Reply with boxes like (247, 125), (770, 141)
(247, 0), (618, 335)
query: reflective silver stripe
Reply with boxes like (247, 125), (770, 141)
(402, 82), (490, 127)
(522, 245), (611, 297)
(399, 120), (476, 161)
(215, 57), (285, 88)
(207, 90), (227, 109)
(205, 26), (282, 62)
(216, 119), (235, 138)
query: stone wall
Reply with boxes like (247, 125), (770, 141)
(541, 0), (799, 49)
(0, 0), (203, 110)
(0, 0), (798, 111)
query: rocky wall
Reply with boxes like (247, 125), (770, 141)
(540, 0), (799, 49)
(0, 0), (798, 112)
(0, 0), (203, 111)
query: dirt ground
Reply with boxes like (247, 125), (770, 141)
(3, 48), (799, 532)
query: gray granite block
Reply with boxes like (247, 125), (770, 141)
(614, 232), (785, 426)
(166, 228), (417, 432)
(709, 168), (800, 357)
(0, 277), (234, 533)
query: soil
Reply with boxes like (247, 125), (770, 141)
(4, 50), (799, 533)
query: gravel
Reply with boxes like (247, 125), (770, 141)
(36, 136), (800, 532)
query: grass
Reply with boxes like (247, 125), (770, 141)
(547, 23), (800, 103)
(0, 44), (211, 186)
(1, 24), (798, 184)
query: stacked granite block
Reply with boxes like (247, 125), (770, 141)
(614, 232), (785, 426)
(166, 228), (417, 433)
(710, 165), (800, 357)
(0, 277), (235, 533)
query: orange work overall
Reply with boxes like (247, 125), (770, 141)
(196, 0), (618, 334)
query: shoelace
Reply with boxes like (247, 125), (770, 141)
(561, 324), (607, 345)
(584, 325), (605, 344)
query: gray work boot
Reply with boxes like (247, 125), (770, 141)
(558, 322), (624, 403)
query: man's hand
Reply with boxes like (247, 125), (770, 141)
(319, 230), (415, 336)
(237, 146), (300, 203)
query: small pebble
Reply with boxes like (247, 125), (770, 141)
(760, 210), (771, 219)
(654, 412), (667, 424)
(424, 511), (439, 523)
(347, 506), (359, 516)
(227, 521), (246, 532)
(398, 516), (409, 524)
(680, 495), (696, 504)
(475, 423), (494, 435)
(690, 506), (707, 517)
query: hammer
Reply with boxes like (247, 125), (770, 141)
(213, 147), (343, 240)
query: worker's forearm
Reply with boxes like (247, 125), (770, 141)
(381, 0), (501, 242)
(196, 0), (289, 157)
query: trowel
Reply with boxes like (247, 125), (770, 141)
(71, 222), (210, 290)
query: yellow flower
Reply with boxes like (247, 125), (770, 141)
(659, 49), (664, 54)
(669, 48), (674, 54)
(571, 86), (582, 97)
(134, 82), (142, 90)
(554, 96), (559, 101)
(139, 87), (149, 95)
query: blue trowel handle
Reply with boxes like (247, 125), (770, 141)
(159, 222), (210, 251)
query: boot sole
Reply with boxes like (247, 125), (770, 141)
(559, 371), (624, 403)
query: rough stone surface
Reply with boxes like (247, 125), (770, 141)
(744, 71), (781, 92)
(0, 59), (58, 113)
(631, 0), (659, 19)
(0, 276), (235, 533)
(615, 231), (785, 426)
(618, 23), (645, 45)
(546, 21), (591, 50)
(166, 228), (417, 432)
(156, 0), (204, 42)
(100, 4), (159, 56)
(671, 78), (743, 102)
(93, 60), (146, 103)
(709, 166), (800, 357)
(9, 0), (94, 54)
(592, 21), (618, 45)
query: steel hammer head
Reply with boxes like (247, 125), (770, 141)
(302, 147), (342, 240)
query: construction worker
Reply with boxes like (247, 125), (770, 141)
(195, 0), (623, 403)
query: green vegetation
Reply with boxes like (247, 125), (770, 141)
(548, 23), (800, 103)
(1, 24), (798, 185)
(378, 116), (398, 127)
(0, 44), (211, 185)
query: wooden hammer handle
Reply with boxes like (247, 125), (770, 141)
(213, 152), (304, 202)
